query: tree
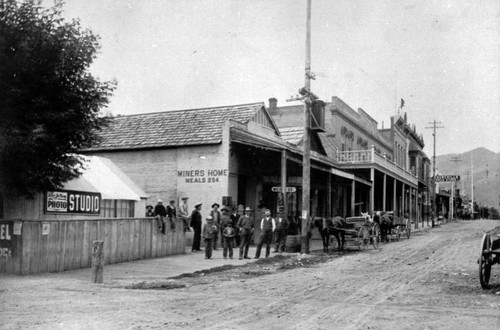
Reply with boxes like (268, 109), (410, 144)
(0, 0), (115, 195)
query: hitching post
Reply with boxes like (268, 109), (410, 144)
(91, 240), (104, 283)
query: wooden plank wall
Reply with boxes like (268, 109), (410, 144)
(0, 218), (185, 275)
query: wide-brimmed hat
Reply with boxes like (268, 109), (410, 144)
(245, 207), (252, 211)
(181, 196), (189, 200)
(212, 203), (220, 208)
(146, 205), (153, 209)
(221, 207), (228, 211)
(169, 200), (175, 203)
(157, 199), (163, 203)
(194, 203), (202, 208)
(206, 215), (213, 220)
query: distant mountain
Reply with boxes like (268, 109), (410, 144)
(435, 147), (500, 209)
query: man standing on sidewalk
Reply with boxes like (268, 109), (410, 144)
(190, 203), (203, 252)
(274, 211), (288, 253)
(230, 207), (241, 247)
(237, 207), (254, 260)
(210, 203), (221, 250)
(202, 215), (218, 259)
(254, 209), (275, 259)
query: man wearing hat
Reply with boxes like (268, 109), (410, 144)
(202, 215), (218, 259)
(237, 207), (254, 259)
(167, 200), (177, 231)
(153, 199), (167, 234)
(230, 207), (241, 246)
(178, 197), (190, 232)
(219, 206), (231, 247)
(190, 203), (203, 252)
(210, 203), (222, 249)
(254, 209), (276, 259)
(274, 211), (289, 253)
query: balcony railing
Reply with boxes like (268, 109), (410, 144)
(336, 147), (418, 184)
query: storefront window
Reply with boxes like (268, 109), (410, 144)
(102, 199), (135, 218)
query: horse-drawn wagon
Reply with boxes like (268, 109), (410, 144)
(376, 211), (411, 242)
(478, 226), (500, 289)
(344, 215), (381, 250)
(314, 214), (380, 252)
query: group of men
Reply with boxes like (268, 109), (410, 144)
(147, 199), (290, 261)
(147, 198), (191, 235)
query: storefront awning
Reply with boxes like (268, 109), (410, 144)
(63, 156), (148, 201)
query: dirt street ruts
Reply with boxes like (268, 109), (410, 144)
(1, 220), (500, 329)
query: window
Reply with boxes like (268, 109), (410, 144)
(102, 199), (135, 218)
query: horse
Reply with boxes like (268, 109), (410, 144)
(313, 216), (346, 252)
(379, 212), (394, 242)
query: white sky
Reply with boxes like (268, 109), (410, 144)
(60, 0), (500, 156)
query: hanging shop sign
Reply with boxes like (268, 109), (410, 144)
(434, 175), (460, 182)
(45, 190), (101, 215)
(271, 186), (297, 193)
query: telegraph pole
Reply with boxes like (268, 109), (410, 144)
(425, 120), (444, 226)
(450, 156), (461, 220)
(301, 0), (312, 253)
(286, 0), (317, 253)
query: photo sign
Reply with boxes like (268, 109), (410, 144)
(45, 190), (101, 215)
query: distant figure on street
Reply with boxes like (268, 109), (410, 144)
(230, 207), (241, 246)
(190, 203), (203, 252)
(210, 203), (222, 250)
(154, 199), (167, 234)
(145, 205), (154, 217)
(178, 197), (191, 232)
(222, 221), (236, 259)
(237, 207), (254, 260)
(255, 209), (276, 259)
(274, 211), (288, 253)
(167, 200), (177, 231)
(202, 215), (218, 259)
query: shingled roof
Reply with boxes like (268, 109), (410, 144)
(87, 103), (266, 151)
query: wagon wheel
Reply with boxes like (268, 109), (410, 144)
(358, 226), (370, 250)
(371, 223), (380, 250)
(479, 233), (492, 289)
(395, 226), (401, 242)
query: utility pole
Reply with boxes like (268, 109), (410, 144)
(287, 0), (318, 253)
(450, 156), (462, 220)
(425, 120), (444, 226)
(471, 151), (474, 219)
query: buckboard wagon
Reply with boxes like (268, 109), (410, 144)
(478, 226), (500, 289)
(329, 216), (380, 250)
(386, 212), (411, 242)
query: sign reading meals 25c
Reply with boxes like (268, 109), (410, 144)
(178, 169), (228, 183)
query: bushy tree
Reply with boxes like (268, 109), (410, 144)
(0, 0), (115, 195)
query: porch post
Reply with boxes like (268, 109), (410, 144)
(382, 173), (387, 211)
(351, 180), (356, 217)
(327, 172), (332, 217)
(409, 187), (413, 227)
(402, 183), (406, 218)
(393, 179), (397, 214)
(281, 150), (287, 217)
(370, 168), (375, 213)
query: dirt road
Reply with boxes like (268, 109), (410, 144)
(2, 220), (500, 329)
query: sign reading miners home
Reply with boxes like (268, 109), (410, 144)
(45, 190), (101, 215)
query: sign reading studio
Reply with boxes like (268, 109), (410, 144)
(45, 190), (101, 215)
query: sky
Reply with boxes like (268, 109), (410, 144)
(59, 0), (500, 156)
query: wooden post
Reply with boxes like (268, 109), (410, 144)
(281, 149), (288, 217)
(351, 180), (356, 216)
(382, 173), (387, 211)
(91, 240), (104, 283)
(370, 168), (375, 213)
